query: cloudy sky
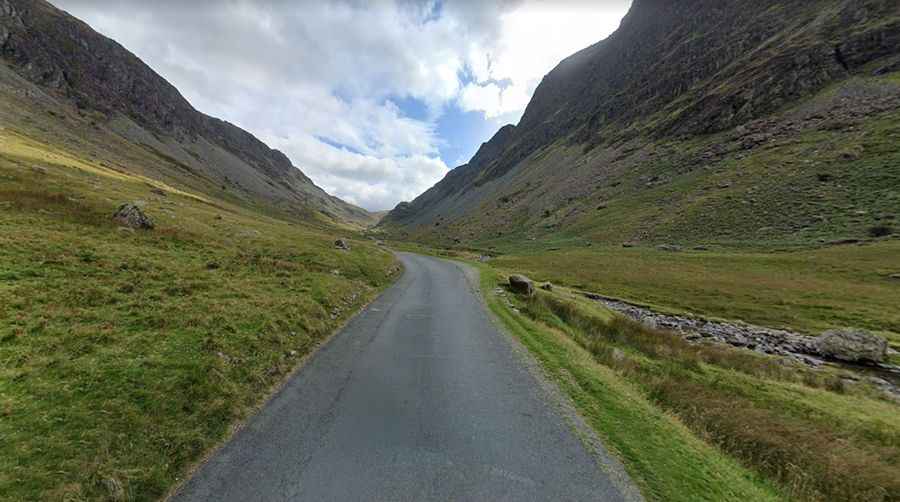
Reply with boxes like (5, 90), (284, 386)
(54, 0), (632, 210)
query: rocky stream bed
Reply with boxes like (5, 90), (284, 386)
(581, 292), (900, 399)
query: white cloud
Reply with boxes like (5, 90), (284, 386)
(457, 1), (631, 122)
(53, 0), (632, 210)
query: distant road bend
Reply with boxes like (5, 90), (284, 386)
(172, 253), (636, 501)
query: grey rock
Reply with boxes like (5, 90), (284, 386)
(334, 239), (351, 251)
(508, 274), (535, 297)
(540, 282), (554, 292)
(656, 244), (682, 252)
(814, 328), (888, 364)
(113, 203), (154, 230)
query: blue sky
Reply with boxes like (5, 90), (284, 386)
(54, 0), (632, 210)
(391, 93), (497, 168)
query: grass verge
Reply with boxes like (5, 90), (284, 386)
(475, 264), (900, 501)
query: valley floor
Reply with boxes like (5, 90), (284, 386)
(393, 241), (900, 501)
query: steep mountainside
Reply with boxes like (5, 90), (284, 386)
(382, 0), (900, 247)
(0, 0), (375, 227)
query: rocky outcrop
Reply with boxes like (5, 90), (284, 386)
(508, 275), (535, 297)
(113, 203), (153, 230)
(815, 328), (888, 363)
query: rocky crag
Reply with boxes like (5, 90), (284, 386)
(382, 0), (900, 246)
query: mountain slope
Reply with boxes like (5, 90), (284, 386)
(381, 0), (900, 247)
(0, 0), (375, 227)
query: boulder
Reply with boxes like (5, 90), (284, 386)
(113, 203), (153, 230)
(540, 282), (553, 291)
(334, 239), (351, 251)
(508, 275), (535, 297)
(814, 328), (888, 364)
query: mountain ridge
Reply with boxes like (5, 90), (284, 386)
(381, 0), (900, 246)
(0, 0), (375, 226)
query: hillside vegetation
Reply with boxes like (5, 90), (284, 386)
(381, 0), (900, 247)
(0, 91), (397, 502)
(1, 0), (375, 227)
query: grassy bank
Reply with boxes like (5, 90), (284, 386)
(489, 243), (900, 343)
(476, 266), (785, 501)
(0, 131), (398, 501)
(476, 265), (900, 501)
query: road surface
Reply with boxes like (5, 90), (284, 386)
(172, 252), (634, 501)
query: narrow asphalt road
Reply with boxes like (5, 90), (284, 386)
(172, 253), (633, 501)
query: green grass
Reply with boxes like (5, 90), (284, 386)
(489, 243), (900, 339)
(475, 265), (900, 501)
(0, 130), (398, 501)
(476, 266), (785, 502)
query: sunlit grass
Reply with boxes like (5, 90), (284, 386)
(0, 134), (398, 501)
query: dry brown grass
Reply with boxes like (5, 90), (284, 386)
(654, 380), (900, 502)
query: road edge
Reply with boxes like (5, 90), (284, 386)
(162, 257), (406, 502)
(452, 259), (645, 502)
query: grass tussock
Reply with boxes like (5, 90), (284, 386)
(513, 289), (900, 502)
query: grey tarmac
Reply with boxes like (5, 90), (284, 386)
(171, 253), (635, 501)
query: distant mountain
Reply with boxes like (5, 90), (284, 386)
(382, 0), (900, 246)
(0, 0), (376, 227)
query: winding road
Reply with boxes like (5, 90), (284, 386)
(171, 253), (635, 501)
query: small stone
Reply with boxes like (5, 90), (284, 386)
(334, 238), (351, 250)
(656, 244), (682, 252)
(540, 282), (553, 291)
